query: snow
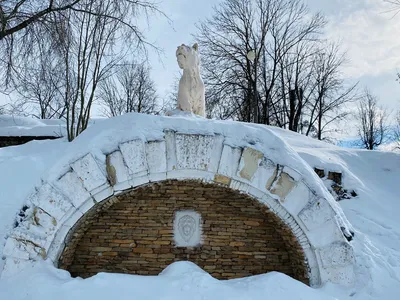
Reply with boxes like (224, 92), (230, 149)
(0, 261), (336, 300)
(0, 112), (399, 299)
(0, 115), (66, 137)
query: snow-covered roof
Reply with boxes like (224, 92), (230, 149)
(0, 115), (66, 137)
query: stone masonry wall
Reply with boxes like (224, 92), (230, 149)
(59, 180), (309, 284)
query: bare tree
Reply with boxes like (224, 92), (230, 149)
(394, 110), (400, 150)
(356, 89), (389, 150)
(384, 1), (400, 16)
(194, 0), (325, 124)
(98, 61), (159, 117)
(57, 1), (127, 141)
(11, 52), (65, 119)
(304, 43), (358, 140)
(0, 0), (164, 89)
(1, 0), (164, 141)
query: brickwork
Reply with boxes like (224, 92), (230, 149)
(58, 180), (309, 283)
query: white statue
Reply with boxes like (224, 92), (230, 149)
(175, 43), (205, 117)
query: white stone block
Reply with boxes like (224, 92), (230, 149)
(237, 147), (263, 182)
(269, 172), (297, 201)
(283, 166), (302, 181)
(165, 131), (177, 171)
(298, 197), (336, 231)
(78, 198), (96, 215)
(167, 169), (213, 181)
(282, 182), (311, 216)
(208, 134), (224, 173)
(217, 145), (242, 178)
(32, 207), (58, 232)
(252, 157), (277, 191)
(318, 242), (354, 268)
(29, 183), (73, 222)
(92, 185), (113, 203)
(107, 150), (130, 189)
(47, 225), (71, 263)
(3, 237), (44, 260)
(62, 210), (83, 228)
(247, 186), (265, 200)
(260, 194), (279, 211)
(301, 246), (320, 286)
(55, 171), (91, 208)
(119, 139), (148, 176)
(175, 134), (215, 170)
(71, 153), (108, 192)
(146, 140), (167, 174)
(307, 219), (345, 248)
(319, 264), (355, 286)
(129, 175), (150, 188)
(149, 172), (167, 182)
(230, 179), (250, 193)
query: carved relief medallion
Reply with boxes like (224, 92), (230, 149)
(174, 210), (202, 247)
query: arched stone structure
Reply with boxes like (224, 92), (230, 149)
(58, 180), (309, 283)
(0, 118), (355, 287)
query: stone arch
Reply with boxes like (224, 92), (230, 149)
(1, 130), (355, 287)
(58, 180), (309, 283)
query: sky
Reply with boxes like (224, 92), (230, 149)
(143, 0), (400, 110)
(1, 0), (399, 138)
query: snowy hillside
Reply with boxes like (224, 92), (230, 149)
(0, 113), (399, 300)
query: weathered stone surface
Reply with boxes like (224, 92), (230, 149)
(119, 140), (148, 176)
(164, 131), (177, 171)
(47, 225), (72, 262)
(319, 264), (355, 286)
(3, 237), (45, 260)
(238, 147), (263, 181)
(71, 153), (108, 192)
(146, 140), (167, 183)
(146, 141), (167, 174)
(175, 134), (215, 170)
(318, 242), (354, 268)
(29, 183), (73, 222)
(106, 150), (130, 191)
(32, 207), (58, 230)
(217, 145), (242, 178)
(282, 182), (312, 216)
(252, 157), (277, 191)
(213, 174), (231, 185)
(306, 219), (345, 248)
(298, 197), (335, 231)
(270, 172), (296, 201)
(55, 171), (91, 208)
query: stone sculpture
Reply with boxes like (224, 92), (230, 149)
(175, 43), (205, 117)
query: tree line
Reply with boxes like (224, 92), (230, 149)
(0, 0), (169, 141)
(0, 0), (399, 149)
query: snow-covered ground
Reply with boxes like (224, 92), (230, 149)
(0, 113), (399, 299)
(0, 115), (66, 137)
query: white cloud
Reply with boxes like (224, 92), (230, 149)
(325, 0), (400, 78)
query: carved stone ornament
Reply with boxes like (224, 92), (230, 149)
(173, 210), (202, 247)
